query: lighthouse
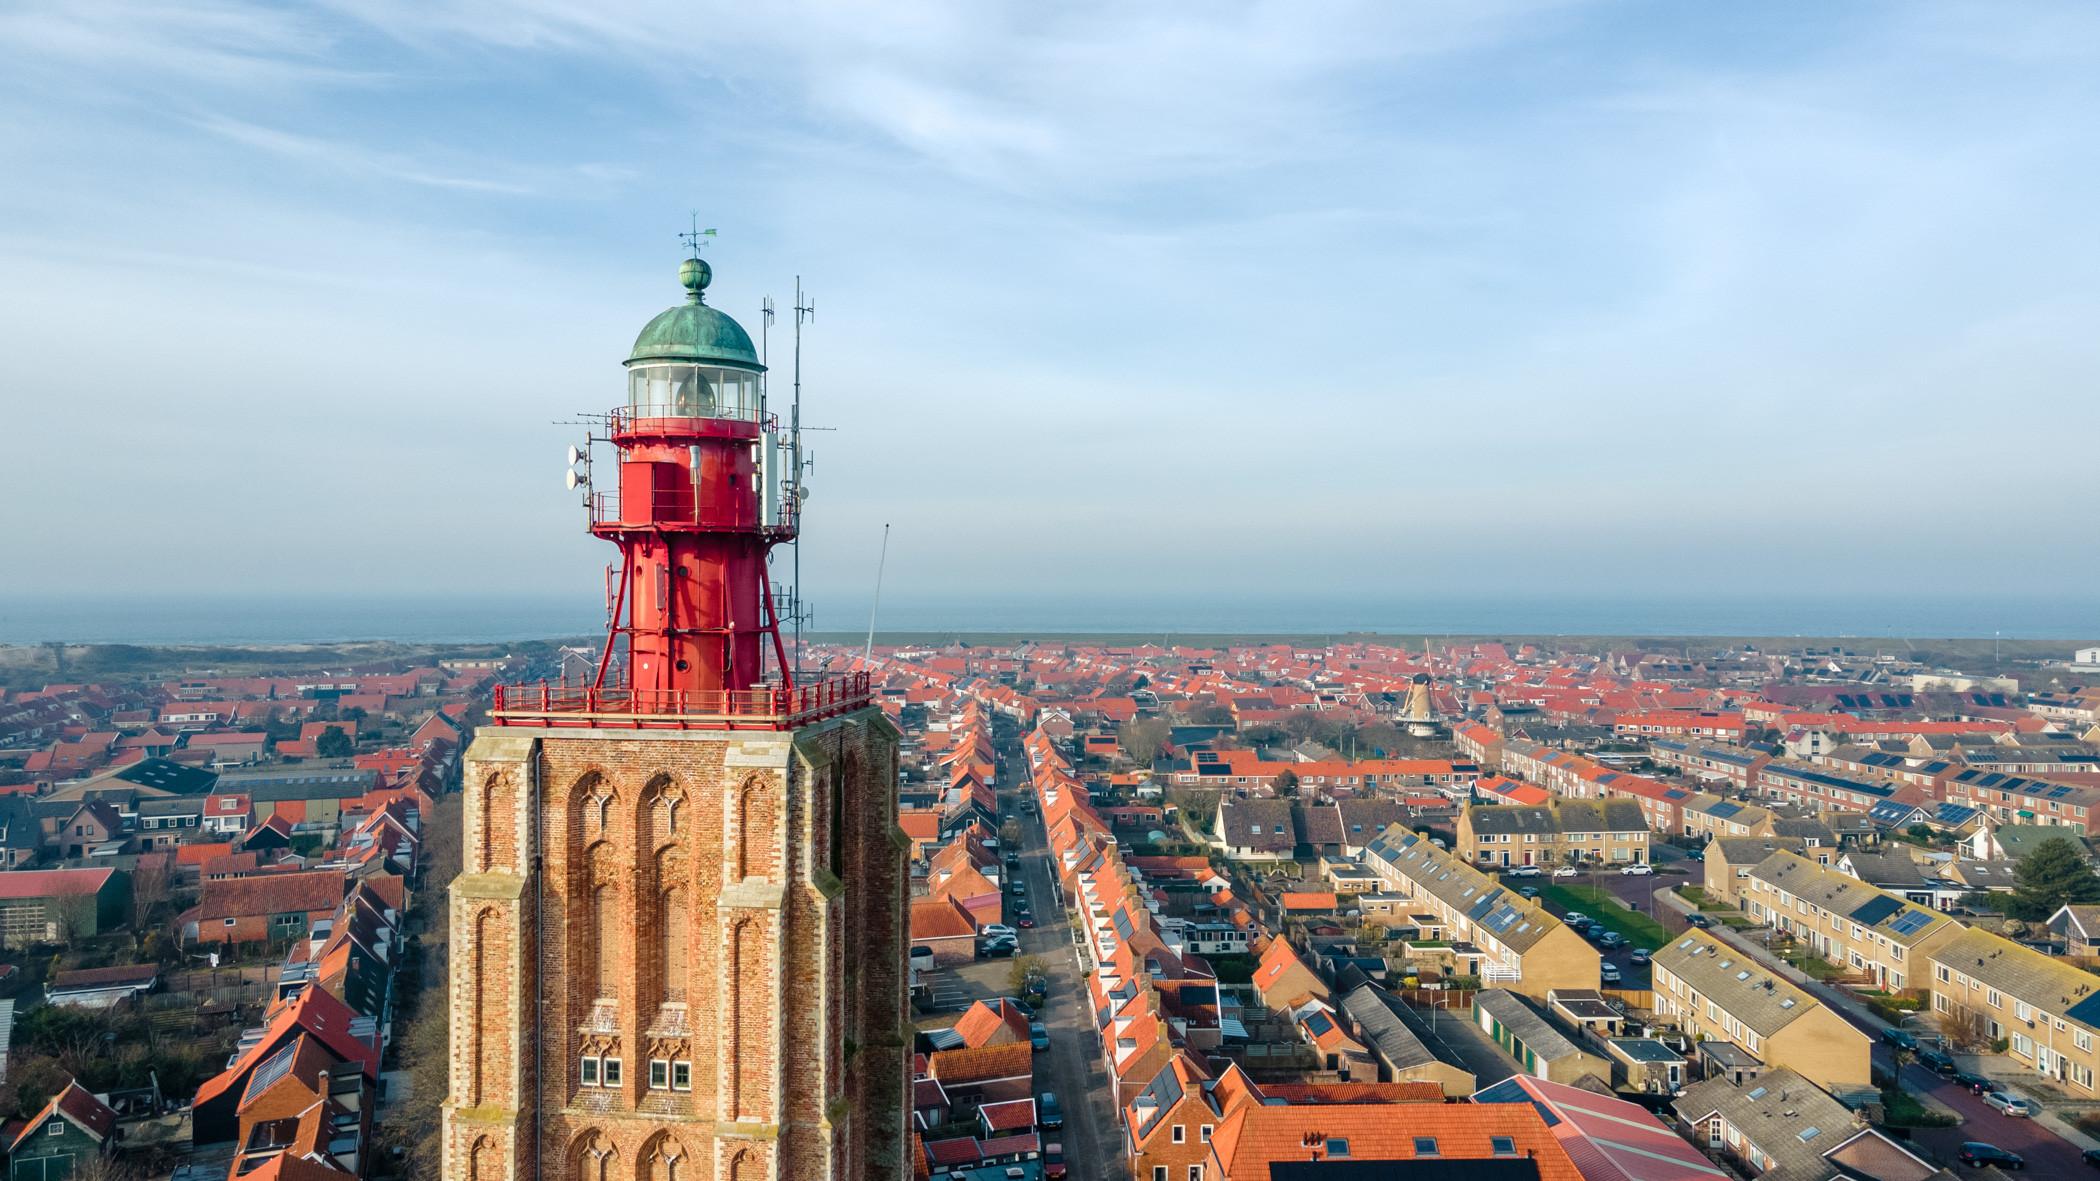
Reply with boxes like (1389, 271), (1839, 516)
(442, 248), (909, 1181)
(591, 252), (790, 701)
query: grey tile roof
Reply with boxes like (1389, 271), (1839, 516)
(1749, 851), (1954, 947)
(1673, 1067), (1857, 1181)
(1362, 826), (1567, 954)
(1474, 989), (1582, 1062)
(1654, 929), (1819, 1039)
(1338, 984), (1439, 1071)
(1712, 837), (1805, 867)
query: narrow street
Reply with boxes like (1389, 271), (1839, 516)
(998, 733), (1123, 1178)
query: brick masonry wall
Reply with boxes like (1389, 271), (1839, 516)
(441, 711), (906, 1181)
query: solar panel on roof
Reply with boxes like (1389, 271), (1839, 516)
(1889, 910), (1935, 936)
(1850, 896), (1903, 926)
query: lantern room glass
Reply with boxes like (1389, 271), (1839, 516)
(626, 363), (760, 421)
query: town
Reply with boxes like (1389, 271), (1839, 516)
(0, 645), (501, 1181)
(6, 636), (2100, 1180)
(888, 637), (2100, 1180)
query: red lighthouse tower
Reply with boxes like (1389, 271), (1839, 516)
(500, 248), (866, 725)
(591, 250), (791, 701)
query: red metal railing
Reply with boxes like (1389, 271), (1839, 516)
(489, 672), (871, 731)
(588, 490), (797, 535)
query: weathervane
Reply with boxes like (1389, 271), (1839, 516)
(680, 213), (716, 259)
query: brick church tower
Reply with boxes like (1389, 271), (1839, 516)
(442, 250), (908, 1181)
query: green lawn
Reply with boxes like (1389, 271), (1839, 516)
(1538, 884), (1671, 949)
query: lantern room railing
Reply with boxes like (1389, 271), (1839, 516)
(489, 672), (871, 731)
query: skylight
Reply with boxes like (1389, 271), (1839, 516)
(1491, 1136), (1517, 1157)
(1798, 1127), (1821, 1142)
(1414, 1138), (1440, 1156)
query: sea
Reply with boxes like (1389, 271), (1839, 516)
(0, 594), (2093, 645)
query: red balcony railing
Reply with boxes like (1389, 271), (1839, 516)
(490, 672), (872, 731)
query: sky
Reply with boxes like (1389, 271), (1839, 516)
(2, 1), (2098, 630)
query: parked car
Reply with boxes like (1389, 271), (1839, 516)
(1600, 963), (1622, 984)
(1553, 866), (1580, 878)
(1519, 887), (1540, 899)
(1044, 1142), (1067, 1179)
(1620, 863), (1655, 876)
(1018, 917), (1036, 929)
(1038, 1091), (1064, 1130)
(980, 942), (1017, 959)
(980, 924), (1017, 939)
(2081, 1145), (2100, 1169)
(1685, 914), (1713, 929)
(1917, 1048), (1958, 1075)
(1565, 913), (1591, 929)
(1029, 1022), (1050, 1052)
(1982, 1092), (2035, 1118)
(1506, 865), (1543, 878)
(1880, 1027), (1917, 1051)
(910, 945), (935, 966)
(1953, 1071), (1994, 1095)
(1630, 948), (1652, 965)
(1598, 932), (1626, 950)
(1958, 1142), (2023, 1169)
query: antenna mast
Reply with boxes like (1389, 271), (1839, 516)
(793, 276), (815, 680)
(864, 523), (891, 667)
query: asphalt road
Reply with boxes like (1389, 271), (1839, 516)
(999, 741), (1123, 1179)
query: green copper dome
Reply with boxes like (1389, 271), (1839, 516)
(626, 258), (765, 370)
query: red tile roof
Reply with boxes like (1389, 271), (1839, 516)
(1208, 1102), (1581, 1181)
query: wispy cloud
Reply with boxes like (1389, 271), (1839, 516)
(0, 1), (2096, 606)
(191, 115), (535, 193)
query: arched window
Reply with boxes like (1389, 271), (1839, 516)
(659, 884), (687, 1003)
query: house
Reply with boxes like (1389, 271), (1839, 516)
(0, 868), (127, 943)
(2050, 903), (2100, 956)
(925, 1041), (1033, 1109)
(1927, 926), (2100, 1096)
(8, 1079), (117, 1181)
(1203, 1100), (1582, 1181)
(1652, 929), (1872, 1097)
(186, 870), (348, 947)
(1473, 1074), (1730, 1181)
(909, 896), (980, 965)
(55, 801), (124, 860)
(1250, 937), (1329, 1014)
(1471, 989), (1609, 1086)
(1682, 795), (1777, 842)
(1126, 1051), (1234, 1181)
(1360, 826), (1600, 1000)
(1212, 797), (1296, 860)
(191, 984), (379, 1148)
(1739, 852), (1962, 992)
(1458, 798), (1651, 868)
(1673, 1067), (1936, 1181)
(134, 796), (204, 850)
(202, 791), (254, 836)
(950, 998), (1032, 1049)
(1704, 838), (1808, 907)
(228, 1032), (375, 1179)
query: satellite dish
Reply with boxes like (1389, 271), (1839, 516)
(568, 444), (585, 466)
(564, 470), (585, 490)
